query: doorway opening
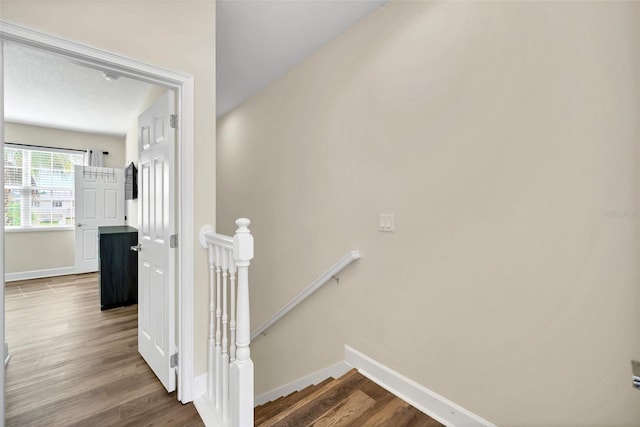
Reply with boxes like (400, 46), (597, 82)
(0, 21), (196, 416)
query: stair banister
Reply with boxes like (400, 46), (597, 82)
(198, 219), (253, 427)
(251, 250), (361, 341)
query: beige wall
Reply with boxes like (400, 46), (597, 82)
(4, 122), (125, 274)
(124, 85), (167, 228)
(5, 230), (74, 274)
(1, 0), (216, 373)
(217, 1), (640, 425)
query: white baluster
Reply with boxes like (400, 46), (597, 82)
(230, 218), (254, 427)
(215, 245), (222, 410)
(207, 243), (215, 401)
(222, 248), (230, 421)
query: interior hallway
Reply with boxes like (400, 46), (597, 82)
(4, 273), (202, 426)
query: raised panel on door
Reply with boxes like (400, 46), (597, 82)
(141, 260), (152, 340)
(83, 189), (97, 220)
(154, 157), (165, 242)
(81, 229), (97, 262)
(141, 162), (151, 238)
(154, 115), (166, 145)
(141, 124), (151, 150)
(104, 189), (119, 220)
(153, 266), (165, 354)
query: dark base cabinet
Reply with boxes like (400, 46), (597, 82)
(99, 226), (138, 310)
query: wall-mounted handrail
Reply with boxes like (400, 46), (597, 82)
(251, 250), (361, 341)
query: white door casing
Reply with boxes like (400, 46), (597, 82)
(74, 166), (125, 273)
(0, 36), (5, 427)
(137, 91), (177, 393)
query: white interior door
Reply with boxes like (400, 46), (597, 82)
(137, 90), (176, 393)
(74, 166), (125, 273)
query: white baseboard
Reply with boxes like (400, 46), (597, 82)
(192, 374), (214, 427)
(344, 345), (496, 427)
(193, 396), (225, 427)
(196, 346), (494, 426)
(194, 373), (207, 399)
(253, 360), (352, 407)
(5, 267), (77, 282)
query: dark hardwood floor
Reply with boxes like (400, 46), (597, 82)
(255, 369), (444, 427)
(5, 273), (203, 426)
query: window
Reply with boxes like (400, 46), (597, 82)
(4, 145), (84, 229)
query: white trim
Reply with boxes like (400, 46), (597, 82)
(0, 37), (5, 424)
(5, 226), (75, 233)
(194, 396), (225, 427)
(0, 21), (189, 87)
(0, 21), (196, 405)
(178, 76), (195, 403)
(253, 361), (352, 407)
(193, 374), (222, 426)
(344, 345), (496, 427)
(5, 267), (77, 282)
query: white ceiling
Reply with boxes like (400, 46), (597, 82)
(2, 0), (386, 135)
(216, 0), (386, 118)
(3, 43), (154, 137)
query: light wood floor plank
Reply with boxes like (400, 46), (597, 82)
(5, 273), (203, 426)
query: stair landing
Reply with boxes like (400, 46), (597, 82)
(254, 369), (444, 426)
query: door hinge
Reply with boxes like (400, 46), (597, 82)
(169, 114), (178, 129)
(170, 234), (178, 248)
(170, 353), (179, 368)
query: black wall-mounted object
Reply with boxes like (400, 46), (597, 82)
(99, 226), (138, 310)
(125, 162), (137, 200)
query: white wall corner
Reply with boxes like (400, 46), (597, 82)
(253, 360), (352, 407)
(344, 345), (496, 427)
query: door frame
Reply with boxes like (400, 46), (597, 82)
(0, 21), (196, 405)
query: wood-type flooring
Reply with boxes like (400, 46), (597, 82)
(5, 273), (203, 426)
(255, 369), (444, 427)
(6, 273), (444, 426)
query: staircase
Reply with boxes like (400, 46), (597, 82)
(254, 369), (444, 427)
(197, 225), (444, 426)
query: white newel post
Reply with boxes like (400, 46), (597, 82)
(230, 218), (254, 427)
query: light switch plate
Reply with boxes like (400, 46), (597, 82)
(379, 214), (394, 232)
